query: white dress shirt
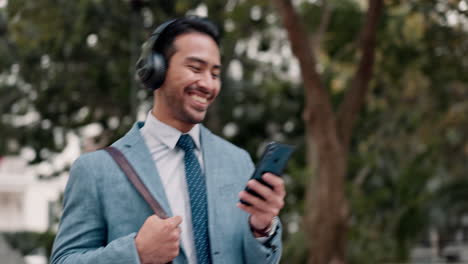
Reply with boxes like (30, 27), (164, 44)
(140, 111), (276, 263)
(140, 111), (201, 264)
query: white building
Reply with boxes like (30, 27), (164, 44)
(0, 156), (67, 233)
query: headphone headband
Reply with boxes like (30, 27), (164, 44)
(151, 19), (177, 38)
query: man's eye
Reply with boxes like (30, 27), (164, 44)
(212, 73), (220, 79)
(189, 65), (201, 72)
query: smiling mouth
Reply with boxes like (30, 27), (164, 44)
(190, 94), (208, 104)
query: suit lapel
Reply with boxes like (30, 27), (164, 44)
(113, 122), (174, 217)
(200, 126), (224, 251)
(113, 122), (194, 263)
(200, 126), (220, 196)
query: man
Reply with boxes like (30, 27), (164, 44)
(51, 16), (285, 264)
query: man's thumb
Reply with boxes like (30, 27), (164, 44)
(167, 215), (183, 227)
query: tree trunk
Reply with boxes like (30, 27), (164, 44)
(272, 0), (384, 263)
(305, 116), (348, 264)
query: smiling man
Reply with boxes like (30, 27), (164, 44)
(51, 17), (285, 264)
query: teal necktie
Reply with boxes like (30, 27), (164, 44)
(177, 134), (212, 264)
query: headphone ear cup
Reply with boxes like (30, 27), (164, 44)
(147, 53), (167, 89)
(136, 56), (153, 88)
(136, 52), (167, 90)
(136, 19), (177, 90)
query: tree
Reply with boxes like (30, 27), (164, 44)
(1, 0), (205, 174)
(346, 1), (468, 262)
(272, 0), (384, 263)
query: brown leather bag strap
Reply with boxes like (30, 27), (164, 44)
(104, 146), (169, 219)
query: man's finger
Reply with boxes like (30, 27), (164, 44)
(247, 180), (274, 201)
(262, 173), (286, 196)
(237, 202), (259, 215)
(239, 191), (270, 212)
(167, 215), (183, 227)
(150, 214), (162, 223)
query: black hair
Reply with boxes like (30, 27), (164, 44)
(153, 16), (220, 64)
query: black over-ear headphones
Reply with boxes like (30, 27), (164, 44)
(136, 19), (177, 91)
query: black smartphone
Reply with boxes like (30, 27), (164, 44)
(240, 142), (296, 206)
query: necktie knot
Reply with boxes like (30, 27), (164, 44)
(177, 134), (195, 153)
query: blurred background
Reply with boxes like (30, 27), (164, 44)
(1, 0), (468, 263)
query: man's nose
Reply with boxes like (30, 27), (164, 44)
(196, 72), (216, 91)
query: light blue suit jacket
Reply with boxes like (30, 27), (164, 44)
(51, 122), (282, 264)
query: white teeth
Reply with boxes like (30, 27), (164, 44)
(190, 94), (208, 103)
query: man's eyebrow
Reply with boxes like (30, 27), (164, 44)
(186, 56), (222, 70)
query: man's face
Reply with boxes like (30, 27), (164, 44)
(155, 32), (221, 131)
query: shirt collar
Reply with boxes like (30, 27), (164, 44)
(144, 111), (201, 150)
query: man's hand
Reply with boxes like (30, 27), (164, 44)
(135, 215), (182, 264)
(237, 173), (286, 237)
